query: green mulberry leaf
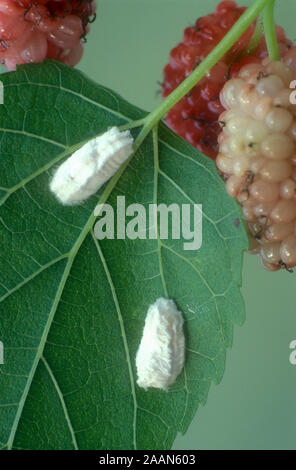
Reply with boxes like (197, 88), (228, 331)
(0, 60), (248, 450)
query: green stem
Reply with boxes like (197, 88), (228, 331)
(119, 117), (147, 132)
(134, 0), (273, 149)
(263, 0), (280, 61)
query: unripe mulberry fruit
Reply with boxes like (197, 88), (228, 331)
(217, 49), (296, 271)
(0, 0), (96, 71)
(162, 1), (292, 159)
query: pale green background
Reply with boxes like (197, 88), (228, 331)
(77, 0), (296, 450)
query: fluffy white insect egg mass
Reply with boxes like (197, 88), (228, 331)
(50, 127), (134, 205)
(136, 297), (185, 391)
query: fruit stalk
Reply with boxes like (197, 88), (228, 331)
(263, 0), (281, 61)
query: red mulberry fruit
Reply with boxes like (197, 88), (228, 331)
(0, 0), (96, 70)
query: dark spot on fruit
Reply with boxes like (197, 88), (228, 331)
(279, 261), (294, 273)
(257, 71), (269, 80)
(245, 170), (254, 184)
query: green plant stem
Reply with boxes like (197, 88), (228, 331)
(263, 0), (281, 61)
(119, 117), (147, 131)
(135, 0), (274, 149)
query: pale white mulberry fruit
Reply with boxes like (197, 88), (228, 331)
(217, 48), (296, 271)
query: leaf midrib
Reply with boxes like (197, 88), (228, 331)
(152, 127), (169, 299)
(91, 233), (138, 450)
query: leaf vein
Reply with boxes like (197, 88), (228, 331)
(91, 231), (138, 450)
(41, 356), (78, 450)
